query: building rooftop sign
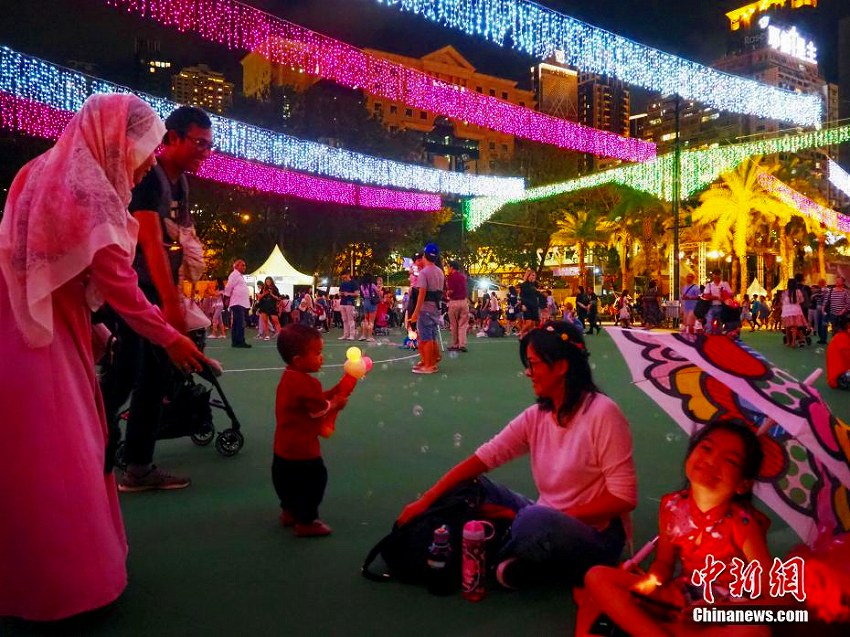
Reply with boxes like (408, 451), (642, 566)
(726, 0), (818, 31)
(762, 19), (817, 64)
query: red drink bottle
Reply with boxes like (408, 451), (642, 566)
(462, 520), (494, 602)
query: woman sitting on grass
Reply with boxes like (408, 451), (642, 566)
(397, 321), (637, 589)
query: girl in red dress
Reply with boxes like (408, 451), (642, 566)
(581, 420), (772, 637)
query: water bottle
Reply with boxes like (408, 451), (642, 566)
(461, 520), (495, 602)
(425, 525), (454, 596)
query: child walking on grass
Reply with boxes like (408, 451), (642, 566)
(581, 420), (772, 637)
(273, 324), (349, 537)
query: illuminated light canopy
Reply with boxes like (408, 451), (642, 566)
(98, 0), (654, 162)
(0, 45), (520, 199)
(757, 173), (850, 234)
(828, 160), (850, 200)
(377, 0), (822, 127)
(464, 124), (850, 230)
(0, 92), (442, 211)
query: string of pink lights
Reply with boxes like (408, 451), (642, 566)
(757, 173), (850, 234)
(0, 92), (442, 211)
(102, 0), (655, 162)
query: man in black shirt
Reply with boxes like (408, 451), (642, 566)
(101, 106), (213, 492)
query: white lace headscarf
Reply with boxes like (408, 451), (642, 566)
(0, 93), (165, 347)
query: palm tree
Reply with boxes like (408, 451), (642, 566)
(552, 208), (614, 290)
(692, 158), (791, 295)
(609, 187), (669, 285)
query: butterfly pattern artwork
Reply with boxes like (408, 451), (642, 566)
(608, 328), (850, 545)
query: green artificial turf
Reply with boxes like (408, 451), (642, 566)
(3, 327), (847, 637)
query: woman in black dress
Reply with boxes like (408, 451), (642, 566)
(257, 276), (282, 340)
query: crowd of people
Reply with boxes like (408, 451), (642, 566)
(1, 94), (848, 636)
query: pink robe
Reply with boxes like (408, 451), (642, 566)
(0, 244), (179, 620)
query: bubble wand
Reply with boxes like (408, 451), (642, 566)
(319, 346), (373, 437)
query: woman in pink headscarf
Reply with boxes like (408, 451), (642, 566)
(0, 94), (207, 621)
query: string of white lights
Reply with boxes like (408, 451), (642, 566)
(377, 0), (822, 127)
(0, 46), (524, 199)
(828, 160), (850, 200)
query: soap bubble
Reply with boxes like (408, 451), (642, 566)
(441, 374), (448, 380)
(456, 395), (464, 403)
(420, 443), (429, 453)
(381, 363), (389, 371)
(412, 391), (419, 397)
(815, 348), (824, 355)
(448, 350), (459, 359)
(516, 371), (524, 378)
(317, 371), (325, 377)
(433, 389), (440, 395)
(413, 405), (424, 417)
(590, 362), (597, 370)
(373, 394), (383, 402)
(453, 433), (463, 448)
(377, 420), (385, 428)
(665, 432), (681, 443)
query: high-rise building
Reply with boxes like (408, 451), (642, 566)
(171, 64), (234, 114)
(532, 62), (579, 122)
(578, 74), (630, 171)
(641, 7), (832, 157)
(133, 38), (173, 97)
(839, 16), (850, 172)
(241, 44), (535, 174)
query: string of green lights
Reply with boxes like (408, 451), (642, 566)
(463, 124), (850, 230)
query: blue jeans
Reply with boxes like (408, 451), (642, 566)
(704, 305), (723, 333)
(479, 479), (626, 581)
(230, 305), (248, 345)
(417, 307), (439, 342)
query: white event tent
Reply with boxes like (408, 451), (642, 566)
(246, 246), (314, 299)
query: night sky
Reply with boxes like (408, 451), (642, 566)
(1, 1), (848, 97)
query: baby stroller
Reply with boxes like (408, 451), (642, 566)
(110, 329), (244, 470)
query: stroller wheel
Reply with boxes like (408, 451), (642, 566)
(215, 429), (244, 457)
(114, 441), (128, 471)
(191, 422), (215, 447)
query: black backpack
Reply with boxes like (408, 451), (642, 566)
(361, 478), (514, 585)
(486, 320), (506, 337)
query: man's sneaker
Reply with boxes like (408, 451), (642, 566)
(294, 519), (332, 537)
(337, 335), (348, 340)
(118, 466), (191, 492)
(495, 557), (535, 590)
(279, 510), (295, 527)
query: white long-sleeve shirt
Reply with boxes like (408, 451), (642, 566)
(224, 268), (250, 308)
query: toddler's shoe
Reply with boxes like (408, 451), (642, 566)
(294, 519), (332, 537)
(279, 510), (295, 527)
